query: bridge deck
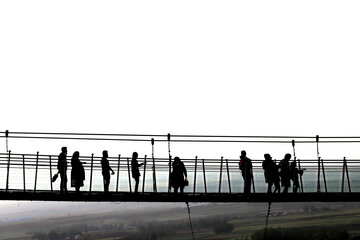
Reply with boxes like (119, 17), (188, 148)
(1, 190), (359, 202)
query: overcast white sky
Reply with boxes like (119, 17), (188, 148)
(1, 1), (360, 160)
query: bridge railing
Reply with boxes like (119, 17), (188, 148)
(0, 152), (359, 194)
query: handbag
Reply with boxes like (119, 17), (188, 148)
(52, 172), (59, 182)
(184, 177), (189, 186)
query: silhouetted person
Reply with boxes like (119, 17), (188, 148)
(71, 151), (85, 193)
(171, 157), (187, 194)
(279, 153), (291, 193)
(57, 146), (68, 193)
(131, 152), (144, 193)
(101, 150), (115, 193)
(239, 150), (253, 194)
(262, 154), (280, 194)
(290, 160), (304, 193)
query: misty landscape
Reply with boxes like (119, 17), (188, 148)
(1, 201), (360, 240)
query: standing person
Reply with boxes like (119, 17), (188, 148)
(279, 153), (291, 193)
(131, 152), (144, 193)
(262, 154), (280, 194)
(71, 151), (85, 193)
(290, 160), (304, 193)
(239, 150), (253, 194)
(171, 157), (187, 194)
(57, 147), (68, 194)
(101, 150), (115, 193)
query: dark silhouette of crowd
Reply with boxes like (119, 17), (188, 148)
(55, 146), (304, 195)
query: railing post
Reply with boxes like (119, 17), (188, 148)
(218, 156), (223, 193)
(6, 150), (11, 192)
(5, 130), (9, 152)
(298, 158), (304, 193)
(341, 157), (346, 193)
(127, 157), (132, 193)
(167, 133), (171, 193)
(89, 153), (94, 193)
(116, 154), (121, 192)
(321, 158), (327, 193)
(202, 159), (207, 194)
(345, 159), (351, 193)
(316, 135), (321, 193)
(142, 155), (147, 193)
(34, 151), (39, 193)
(193, 156), (198, 195)
(49, 156), (53, 193)
(151, 138), (157, 193)
(226, 158), (231, 194)
(22, 154), (26, 192)
(343, 157), (351, 193)
(317, 157), (321, 193)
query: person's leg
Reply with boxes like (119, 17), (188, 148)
(267, 181), (273, 194)
(274, 181), (280, 193)
(180, 186), (184, 194)
(104, 176), (110, 193)
(283, 179), (289, 193)
(174, 186), (179, 193)
(60, 173), (65, 193)
(135, 177), (139, 193)
(293, 178), (299, 193)
(64, 173), (68, 193)
(245, 175), (251, 194)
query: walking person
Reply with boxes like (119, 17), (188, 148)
(279, 153), (291, 193)
(262, 154), (280, 194)
(57, 147), (68, 194)
(101, 150), (115, 193)
(239, 150), (253, 194)
(290, 160), (304, 193)
(131, 152), (144, 193)
(171, 157), (187, 194)
(71, 151), (85, 193)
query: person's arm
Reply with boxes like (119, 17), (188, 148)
(182, 162), (187, 177)
(109, 163), (115, 174)
(107, 159), (115, 174)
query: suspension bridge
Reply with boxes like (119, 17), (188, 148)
(0, 131), (359, 203)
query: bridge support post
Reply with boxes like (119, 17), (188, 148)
(193, 156), (198, 195)
(116, 154), (121, 192)
(317, 157), (321, 193)
(34, 152), (39, 193)
(6, 150), (11, 192)
(127, 157), (132, 193)
(226, 158), (231, 194)
(342, 157), (351, 193)
(89, 154), (94, 193)
(22, 154), (26, 192)
(167, 133), (171, 193)
(142, 155), (147, 194)
(202, 159), (207, 194)
(218, 157), (223, 193)
(345, 158), (351, 193)
(49, 156), (53, 193)
(321, 158), (327, 193)
(298, 158), (304, 193)
(151, 138), (157, 193)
